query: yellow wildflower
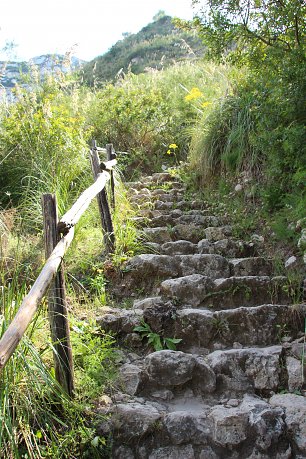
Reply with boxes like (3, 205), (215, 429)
(169, 143), (178, 149)
(185, 87), (203, 101)
(202, 101), (212, 108)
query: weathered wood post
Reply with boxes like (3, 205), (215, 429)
(42, 193), (74, 397)
(106, 143), (116, 209)
(90, 140), (115, 254)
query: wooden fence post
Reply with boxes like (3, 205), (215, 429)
(42, 193), (74, 397)
(90, 141), (115, 254)
(106, 143), (116, 210)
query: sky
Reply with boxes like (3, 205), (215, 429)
(0, 0), (195, 62)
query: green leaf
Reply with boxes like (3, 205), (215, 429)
(91, 436), (100, 447)
(148, 333), (163, 351)
(164, 337), (182, 350)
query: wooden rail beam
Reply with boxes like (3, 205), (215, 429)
(0, 227), (75, 370)
(0, 169), (113, 371)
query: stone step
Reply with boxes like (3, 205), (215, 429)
(132, 214), (224, 229)
(161, 239), (257, 257)
(97, 302), (305, 355)
(130, 192), (186, 205)
(97, 391), (305, 458)
(139, 209), (212, 219)
(174, 303), (306, 351)
(159, 275), (291, 309)
(121, 254), (230, 292)
(154, 200), (206, 211)
(118, 344), (304, 399)
(143, 225), (213, 244)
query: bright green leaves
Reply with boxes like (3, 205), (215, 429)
(134, 321), (182, 352)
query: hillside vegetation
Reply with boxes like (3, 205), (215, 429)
(0, 2), (305, 456)
(82, 15), (204, 85)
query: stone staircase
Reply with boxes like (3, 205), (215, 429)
(97, 173), (306, 459)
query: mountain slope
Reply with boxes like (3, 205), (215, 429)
(82, 15), (204, 85)
(0, 54), (85, 89)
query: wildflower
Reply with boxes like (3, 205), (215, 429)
(202, 101), (212, 108)
(185, 87), (203, 101)
(169, 143), (178, 149)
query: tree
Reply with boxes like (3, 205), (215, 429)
(153, 10), (167, 22)
(177, 0), (305, 65)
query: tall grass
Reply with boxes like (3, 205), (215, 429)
(88, 61), (233, 176)
(0, 69), (93, 231)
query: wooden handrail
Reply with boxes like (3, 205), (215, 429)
(0, 167), (113, 371)
(58, 170), (112, 235)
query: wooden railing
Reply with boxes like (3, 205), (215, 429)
(0, 142), (117, 397)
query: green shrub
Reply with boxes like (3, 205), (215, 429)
(0, 70), (93, 230)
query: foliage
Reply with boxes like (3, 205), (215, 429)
(81, 16), (204, 85)
(189, 63), (306, 218)
(71, 319), (117, 400)
(134, 321), (182, 351)
(0, 68), (93, 230)
(179, 0), (305, 66)
(88, 61), (231, 177)
(0, 274), (113, 458)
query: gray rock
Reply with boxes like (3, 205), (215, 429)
(207, 346), (282, 392)
(199, 446), (218, 459)
(155, 200), (174, 210)
(241, 395), (284, 450)
(151, 215), (175, 227)
(286, 356), (303, 392)
(151, 172), (173, 183)
(162, 240), (197, 255)
(119, 364), (143, 395)
(285, 255), (298, 269)
(173, 223), (206, 243)
(96, 308), (142, 334)
(149, 445), (195, 459)
(160, 274), (214, 306)
(126, 254), (180, 279)
(164, 411), (197, 444)
(151, 389), (174, 401)
(178, 254), (230, 278)
(133, 297), (164, 310)
(208, 405), (248, 446)
(143, 227), (172, 243)
(112, 402), (161, 439)
(229, 257), (272, 276)
(270, 393), (306, 454)
(205, 226), (232, 242)
(113, 446), (135, 458)
(145, 350), (195, 386)
(197, 239), (214, 254)
(194, 356), (216, 393)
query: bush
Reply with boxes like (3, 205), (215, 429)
(0, 70), (93, 229)
(189, 58), (306, 218)
(88, 61), (231, 177)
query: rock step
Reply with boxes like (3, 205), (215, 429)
(143, 225), (233, 244)
(118, 345), (304, 399)
(132, 214), (224, 229)
(175, 303), (306, 351)
(159, 275), (291, 309)
(120, 254), (230, 293)
(98, 392), (306, 458)
(138, 209), (213, 219)
(97, 303), (305, 351)
(146, 238), (257, 258)
(121, 255), (273, 293)
(130, 191), (186, 203)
